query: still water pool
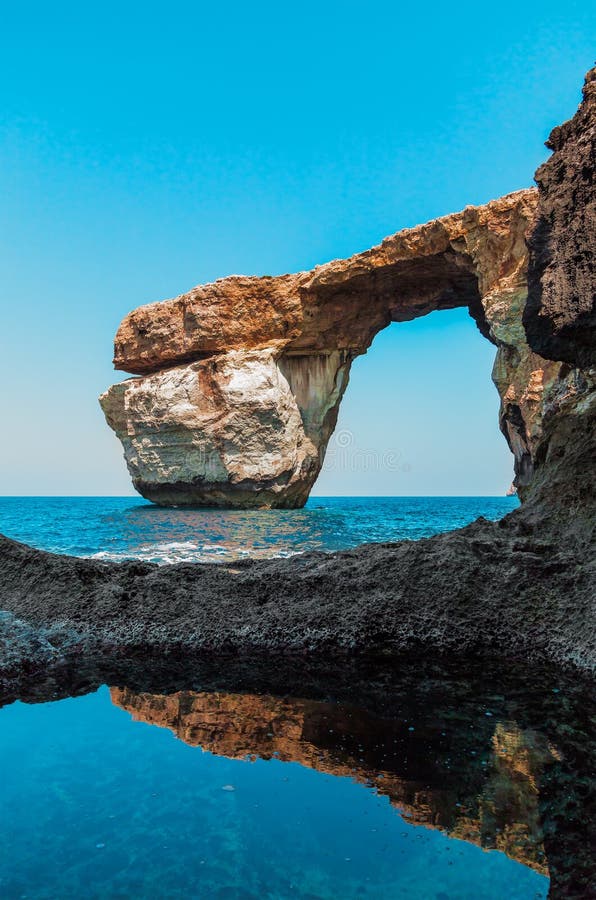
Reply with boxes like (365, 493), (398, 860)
(2, 655), (591, 899)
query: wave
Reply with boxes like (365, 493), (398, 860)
(86, 542), (303, 565)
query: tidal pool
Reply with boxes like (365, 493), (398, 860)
(0, 657), (592, 899)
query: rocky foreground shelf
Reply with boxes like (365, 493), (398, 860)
(0, 492), (594, 678)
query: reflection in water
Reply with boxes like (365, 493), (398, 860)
(1, 654), (593, 898)
(111, 688), (555, 875)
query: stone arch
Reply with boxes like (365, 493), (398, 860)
(101, 189), (560, 508)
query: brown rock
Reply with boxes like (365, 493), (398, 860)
(113, 192), (536, 373)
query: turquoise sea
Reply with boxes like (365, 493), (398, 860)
(0, 495), (518, 564)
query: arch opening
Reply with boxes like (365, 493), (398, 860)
(312, 308), (513, 498)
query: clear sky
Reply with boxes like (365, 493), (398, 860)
(1, 1), (594, 496)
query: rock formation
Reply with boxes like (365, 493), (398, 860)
(101, 68), (596, 512)
(526, 68), (596, 368)
(0, 70), (594, 897)
(102, 60), (596, 512)
(0, 68), (596, 671)
(101, 189), (566, 507)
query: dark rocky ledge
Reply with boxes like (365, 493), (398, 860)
(1, 68), (594, 681)
(0, 459), (594, 679)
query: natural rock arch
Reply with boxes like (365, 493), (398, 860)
(100, 189), (562, 508)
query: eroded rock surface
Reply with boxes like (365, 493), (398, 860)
(520, 69), (596, 527)
(101, 189), (565, 506)
(102, 348), (351, 508)
(526, 68), (596, 368)
(111, 192), (535, 372)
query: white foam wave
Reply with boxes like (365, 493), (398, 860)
(86, 543), (303, 565)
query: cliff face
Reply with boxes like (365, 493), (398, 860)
(101, 189), (566, 507)
(526, 69), (596, 369)
(519, 69), (596, 533)
(111, 686), (556, 875)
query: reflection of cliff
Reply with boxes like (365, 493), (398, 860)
(452, 722), (560, 875)
(111, 687), (558, 875)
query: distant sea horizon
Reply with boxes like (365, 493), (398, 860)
(0, 493), (516, 497)
(0, 495), (519, 565)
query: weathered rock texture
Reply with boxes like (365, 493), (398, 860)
(101, 348), (352, 507)
(526, 68), (596, 368)
(109, 198), (520, 373)
(101, 188), (564, 506)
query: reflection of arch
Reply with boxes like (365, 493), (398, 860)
(101, 189), (560, 507)
(111, 686), (553, 876)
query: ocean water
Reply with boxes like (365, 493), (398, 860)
(2, 654), (578, 900)
(0, 495), (518, 563)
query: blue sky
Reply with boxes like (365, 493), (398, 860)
(1, 1), (594, 495)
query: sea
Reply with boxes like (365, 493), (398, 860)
(3, 493), (592, 898)
(0, 495), (519, 564)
